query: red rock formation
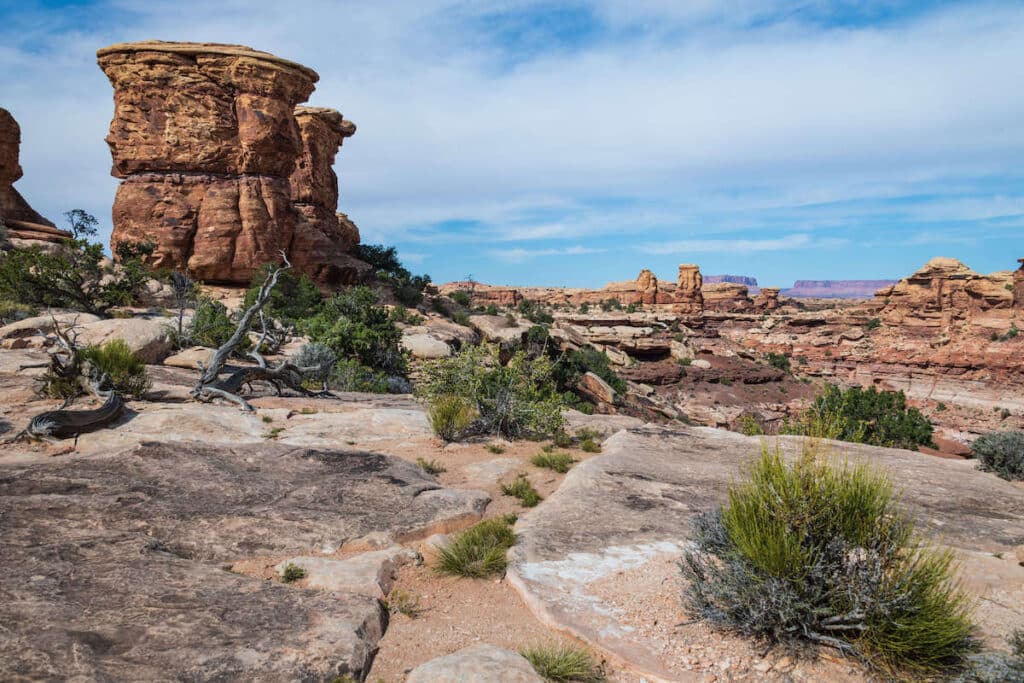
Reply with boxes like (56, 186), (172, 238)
(1015, 259), (1024, 309)
(674, 264), (703, 318)
(287, 106), (370, 287)
(636, 269), (659, 305)
(703, 282), (750, 312)
(98, 41), (367, 286)
(0, 108), (69, 245)
(754, 287), (781, 310)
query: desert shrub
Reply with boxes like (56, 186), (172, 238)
(242, 265), (322, 324)
(678, 356), (693, 366)
(502, 474), (542, 507)
(765, 352), (791, 373)
(599, 298), (622, 312)
(800, 384), (934, 450)
(579, 436), (600, 452)
(0, 300), (36, 324)
(485, 304), (499, 315)
(182, 297), (246, 350)
(435, 516), (516, 578)
(81, 339), (151, 398)
(427, 394), (476, 441)
(290, 342), (337, 387)
(518, 299), (554, 325)
(416, 457), (447, 475)
(451, 309), (471, 327)
(625, 303), (638, 313)
(299, 286), (406, 375)
(450, 289), (471, 307)
(578, 302), (590, 313)
(419, 344), (564, 439)
(386, 589), (424, 618)
(971, 431), (1024, 481)
(520, 644), (605, 683)
(552, 430), (573, 448)
(329, 358), (390, 393)
(280, 563), (306, 583)
(353, 243), (431, 307)
(531, 451), (574, 473)
(866, 318), (882, 331)
(681, 441), (975, 674)
(0, 211), (153, 316)
(554, 346), (627, 395)
(739, 414), (765, 436)
(487, 443), (506, 454)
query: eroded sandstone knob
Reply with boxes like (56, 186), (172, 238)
(0, 107), (64, 241)
(675, 263), (704, 318)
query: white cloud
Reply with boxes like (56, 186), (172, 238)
(487, 244), (607, 263)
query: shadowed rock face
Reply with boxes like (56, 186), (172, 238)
(0, 441), (489, 680)
(98, 41), (368, 287)
(0, 108), (69, 244)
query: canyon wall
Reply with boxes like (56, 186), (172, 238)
(98, 41), (367, 287)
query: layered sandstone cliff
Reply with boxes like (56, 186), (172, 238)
(98, 41), (367, 287)
(0, 108), (71, 246)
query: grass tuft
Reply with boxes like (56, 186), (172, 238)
(502, 474), (542, 507)
(416, 457), (447, 475)
(487, 444), (506, 454)
(427, 394), (476, 442)
(531, 451), (575, 473)
(520, 643), (605, 682)
(434, 516), (516, 578)
(280, 562), (306, 583)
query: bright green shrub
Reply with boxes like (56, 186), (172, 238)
(299, 286), (406, 375)
(242, 265), (323, 324)
(81, 338), (151, 398)
(531, 451), (574, 473)
(802, 384), (935, 450)
(520, 643), (605, 682)
(501, 474), (542, 507)
(554, 346), (627, 395)
(765, 352), (791, 372)
(682, 442), (975, 674)
(435, 516), (516, 578)
(184, 297), (243, 350)
(427, 394), (476, 441)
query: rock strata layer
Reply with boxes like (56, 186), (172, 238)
(98, 41), (367, 287)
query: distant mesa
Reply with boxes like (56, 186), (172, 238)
(97, 41), (370, 287)
(705, 274), (759, 288)
(0, 107), (71, 247)
(782, 280), (898, 299)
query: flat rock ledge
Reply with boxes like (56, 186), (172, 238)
(0, 441), (488, 681)
(507, 426), (1024, 682)
(406, 643), (544, 683)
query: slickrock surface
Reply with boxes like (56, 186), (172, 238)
(0, 108), (69, 246)
(98, 41), (367, 286)
(0, 441), (489, 681)
(508, 426), (1024, 681)
(406, 644), (545, 682)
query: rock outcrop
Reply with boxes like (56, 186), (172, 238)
(1015, 259), (1024, 308)
(674, 264), (703, 318)
(703, 282), (751, 312)
(635, 269), (659, 305)
(98, 41), (367, 287)
(875, 257), (1014, 324)
(0, 108), (69, 246)
(754, 286), (781, 310)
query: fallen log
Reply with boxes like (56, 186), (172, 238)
(26, 391), (125, 440)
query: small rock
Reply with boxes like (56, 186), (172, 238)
(692, 359), (712, 369)
(407, 644), (544, 682)
(753, 659), (773, 673)
(275, 546), (418, 599)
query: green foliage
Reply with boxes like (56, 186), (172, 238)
(81, 339), (151, 398)
(353, 243), (431, 307)
(971, 431), (1024, 481)
(386, 589), (424, 618)
(242, 265), (322, 324)
(625, 303), (638, 313)
(579, 437), (600, 452)
(419, 344), (565, 439)
(450, 289), (471, 307)
(678, 356), (693, 366)
(866, 317), (882, 331)
(0, 299), (36, 324)
(485, 304), (499, 315)
(329, 358), (391, 393)
(487, 444), (506, 454)
(502, 474), (542, 507)
(520, 644), (605, 683)
(799, 384), (935, 450)
(416, 457), (447, 475)
(427, 394), (476, 441)
(554, 346), (627, 396)
(183, 298), (244, 350)
(65, 209), (98, 239)
(599, 298), (622, 312)
(0, 212), (154, 315)
(451, 309), (471, 327)
(280, 563), (306, 583)
(299, 286), (406, 375)
(578, 303), (590, 314)
(993, 324), (1020, 342)
(552, 430), (573, 448)
(518, 298), (554, 324)
(531, 451), (575, 473)
(739, 414), (765, 436)
(682, 441), (976, 674)
(434, 516), (516, 578)
(765, 352), (791, 373)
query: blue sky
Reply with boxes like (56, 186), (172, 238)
(1, 0), (1021, 287)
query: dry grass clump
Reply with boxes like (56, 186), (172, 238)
(416, 457), (447, 475)
(519, 643), (605, 682)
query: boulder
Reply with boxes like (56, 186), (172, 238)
(77, 316), (175, 363)
(406, 644), (544, 683)
(754, 286), (781, 310)
(577, 371), (617, 405)
(0, 108), (59, 233)
(0, 312), (102, 348)
(162, 346), (214, 369)
(274, 546), (418, 599)
(469, 314), (531, 343)
(401, 332), (452, 359)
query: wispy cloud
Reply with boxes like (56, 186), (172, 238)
(487, 245), (607, 263)
(637, 233), (851, 254)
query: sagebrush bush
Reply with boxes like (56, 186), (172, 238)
(501, 474), (542, 507)
(0, 299), (36, 324)
(435, 516), (516, 578)
(419, 344), (564, 440)
(82, 338), (151, 398)
(971, 431), (1024, 481)
(329, 358), (391, 394)
(291, 342), (337, 387)
(784, 384), (934, 450)
(681, 441), (976, 674)
(519, 643), (605, 683)
(427, 394), (476, 441)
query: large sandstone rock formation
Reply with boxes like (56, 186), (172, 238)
(674, 263), (703, 317)
(1015, 259), (1024, 308)
(98, 41), (367, 287)
(0, 108), (71, 246)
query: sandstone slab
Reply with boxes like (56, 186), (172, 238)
(401, 331), (452, 359)
(406, 644), (544, 683)
(162, 345), (214, 369)
(275, 546), (418, 599)
(77, 315), (175, 363)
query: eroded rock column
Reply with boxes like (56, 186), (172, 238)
(288, 106), (371, 287)
(674, 263), (704, 320)
(754, 287), (781, 310)
(98, 41), (318, 283)
(1015, 259), (1024, 309)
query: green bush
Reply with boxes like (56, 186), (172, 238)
(485, 304), (499, 315)
(797, 384), (935, 450)
(971, 431), (1024, 481)
(450, 290), (471, 307)
(427, 394), (476, 441)
(682, 442), (975, 674)
(531, 451), (575, 473)
(81, 338), (151, 398)
(0, 299), (36, 324)
(416, 457), (447, 475)
(866, 318), (882, 331)
(554, 346), (627, 395)
(353, 243), (431, 307)
(280, 563), (306, 583)
(520, 643), (605, 682)
(242, 265), (323, 324)
(738, 414), (765, 436)
(183, 297), (244, 350)
(419, 344), (564, 440)
(0, 211), (153, 316)
(329, 358), (391, 393)
(518, 299), (554, 325)
(435, 516), (516, 578)
(299, 286), (406, 375)
(765, 352), (791, 372)
(501, 474), (542, 507)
